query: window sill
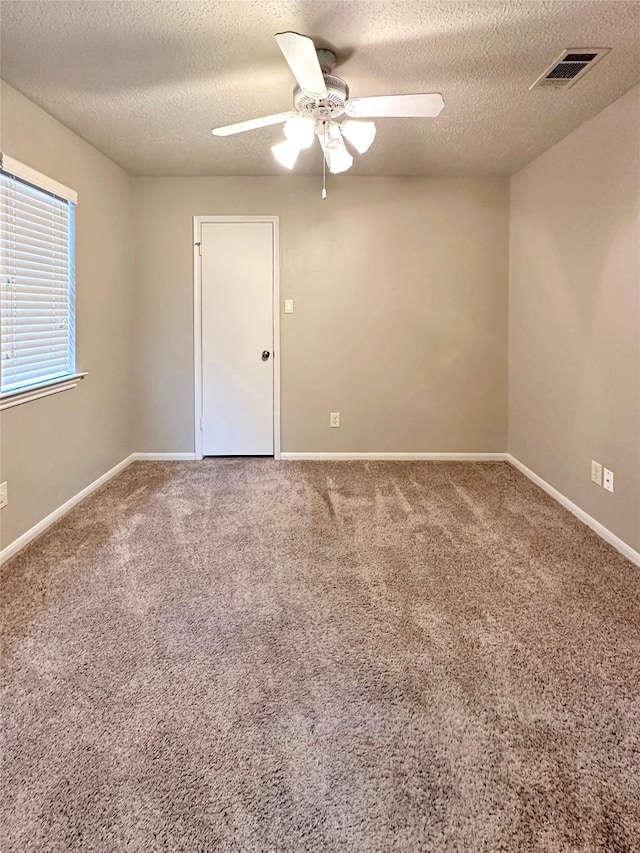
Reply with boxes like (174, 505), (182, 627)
(0, 373), (88, 410)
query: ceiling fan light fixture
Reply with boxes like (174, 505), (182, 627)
(272, 139), (301, 169)
(319, 124), (354, 174)
(342, 119), (376, 153)
(327, 143), (353, 174)
(283, 115), (315, 148)
(210, 32), (446, 190)
(324, 123), (343, 150)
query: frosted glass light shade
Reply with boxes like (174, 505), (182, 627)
(327, 144), (353, 174)
(342, 120), (377, 153)
(284, 115), (315, 149)
(272, 139), (301, 169)
(324, 123), (343, 150)
(319, 127), (354, 173)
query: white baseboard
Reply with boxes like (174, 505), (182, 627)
(0, 450), (506, 564)
(0, 453), (137, 566)
(0, 451), (197, 565)
(5, 450), (635, 569)
(508, 455), (639, 567)
(280, 452), (509, 461)
(133, 452), (197, 461)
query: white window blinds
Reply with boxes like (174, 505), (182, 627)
(1, 157), (77, 395)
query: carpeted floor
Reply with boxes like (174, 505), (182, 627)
(1, 460), (639, 852)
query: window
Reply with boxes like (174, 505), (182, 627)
(0, 154), (84, 408)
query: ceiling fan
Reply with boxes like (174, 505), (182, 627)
(211, 31), (444, 178)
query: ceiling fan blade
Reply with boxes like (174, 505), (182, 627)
(275, 31), (328, 99)
(211, 112), (292, 137)
(345, 93), (444, 118)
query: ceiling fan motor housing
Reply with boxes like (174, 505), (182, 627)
(293, 74), (350, 120)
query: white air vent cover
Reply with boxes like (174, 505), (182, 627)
(530, 48), (610, 90)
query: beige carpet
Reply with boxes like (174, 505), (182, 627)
(1, 460), (639, 852)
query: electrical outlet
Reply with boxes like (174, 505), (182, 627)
(591, 460), (602, 486)
(330, 412), (340, 428)
(603, 468), (614, 493)
(0, 481), (7, 509)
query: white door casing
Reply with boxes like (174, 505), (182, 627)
(194, 217), (280, 458)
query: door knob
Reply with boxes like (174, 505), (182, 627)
(262, 350), (270, 360)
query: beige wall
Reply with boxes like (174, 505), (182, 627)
(0, 82), (135, 548)
(509, 85), (640, 552)
(2, 79), (637, 556)
(132, 176), (509, 454)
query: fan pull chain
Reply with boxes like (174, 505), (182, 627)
(322, 121), (327, 199)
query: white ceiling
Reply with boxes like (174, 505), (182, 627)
(1, 1), (638, 176)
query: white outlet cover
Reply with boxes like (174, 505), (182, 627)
(603, 468), (614, 492)
(330, 412), (340, 428)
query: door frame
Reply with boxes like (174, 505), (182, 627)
(193, 215), (281, 461)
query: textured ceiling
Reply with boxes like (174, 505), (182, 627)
(1, 1), (639, 176)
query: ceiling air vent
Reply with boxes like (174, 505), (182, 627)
(530, 48), (610, 90)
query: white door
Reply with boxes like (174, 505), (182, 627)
(200, 220), (275, 455)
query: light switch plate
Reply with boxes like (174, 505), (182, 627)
(0, 481), (7, 509)
(284, 299), (294, 314)
(591, 460), (602, 486)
